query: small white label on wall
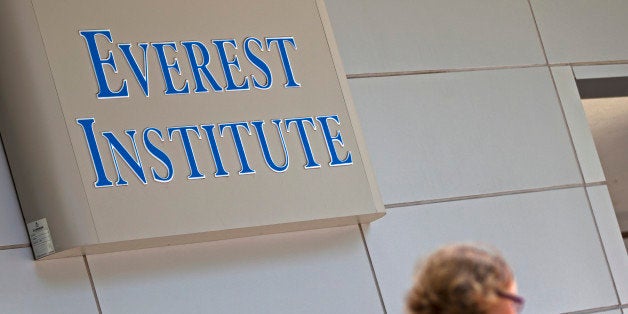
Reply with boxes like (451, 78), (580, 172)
(27, 218), (55, 259)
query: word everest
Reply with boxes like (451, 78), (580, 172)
(79, 30), (301, 99)
(76, 115), (353, 188)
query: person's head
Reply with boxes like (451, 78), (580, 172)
(406, 243), (523, 314)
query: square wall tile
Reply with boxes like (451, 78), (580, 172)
(325, 0), (545, 74)
(588, 185), (628, 304)
(530, 0), (628, 64)
(0, 248), (97, 313)
(88, 226), (383, 314)
(551, 66), (605, 183)
(592, 310), (622, 314)
(0, 139), (28, 246)
(364, 188), (617, 314)
(573, 64), (628, 80)
(349, 67), (581, 204)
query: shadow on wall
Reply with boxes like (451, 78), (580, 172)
(578, 77), (628, 248)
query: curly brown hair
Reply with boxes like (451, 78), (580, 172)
(405, 243), (514, 314)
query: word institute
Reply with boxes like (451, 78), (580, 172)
(77, 116), (353, 188)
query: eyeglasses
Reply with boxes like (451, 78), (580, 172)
(496, 290), (525, 313)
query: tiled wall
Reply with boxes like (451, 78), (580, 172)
(1, 0), (627, 313)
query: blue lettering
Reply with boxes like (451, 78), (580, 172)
(200, 124), (229, 177)
(244, 37), (272, 90)
(118, 43), (150, 97)
(285, 117), (320, 169)
(266, 37), (300, 88)
(143, 128), (174, 182)
(167, 126), (205, 179)
(181, 41), (223, 93)
(76, 118), (114, 187)
(102, 130), (147, 186)
(212, 39), (250, 91)
(219, 122), (255, 175)
(152, 42), (190, 95)
(251, 120), (288, 172)
(79, 30), (129, 99)
(316, 115), (352, 166)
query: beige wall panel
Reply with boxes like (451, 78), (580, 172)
(0, 0), (383, 257)
(365, 188), (617, 314)
(0, 248), (98, 313)
(87, 226), (384, 314)
(326, 0), (545, 74)
(551, 66), (605, 183)
(0, 0), (99, 250)
(350, 67), (581, 204)
(587, 185), (628, 304)
(531, 0), (628, 64)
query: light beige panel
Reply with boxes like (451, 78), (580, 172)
(0, 0), (99, 250)
(531, 0), (628, 64)
(0, 248), (98, 313)
(551, 66), (605, 183)
(2, 0), (385, 255)
(365, 188), (617, 314)
(88, 226), (383, 314)
(591, 310), (622, 314)
(325, 0), (545, 74)
(574, 64), (628, 80)
(350, 67), (581, 204)
(587, 185), (628, 304)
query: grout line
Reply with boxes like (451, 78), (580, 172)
(346, 64), (546, 79)
(556, 60), (628, 68)
(562, 305), (622, 314)
(358, 224), (388, 314)
(384, 183), (584, 209)
(0, 243), (30, 251)
(526, 0), (550, 65)
(83, 255), (103, 314)
(347, 63), (628, 81)
(585, 181), (607, 187)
